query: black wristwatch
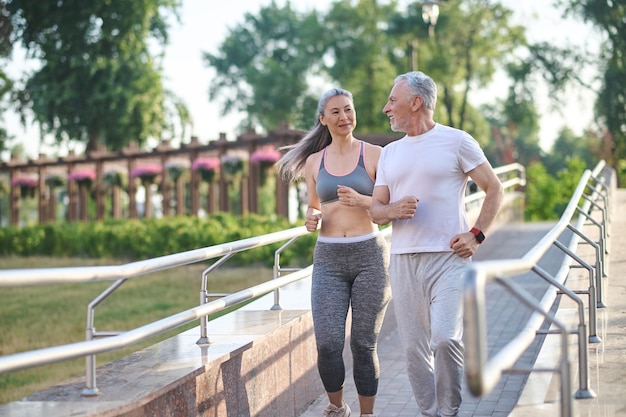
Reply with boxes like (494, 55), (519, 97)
(470, 227), (485, 244)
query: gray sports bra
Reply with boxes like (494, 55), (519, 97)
(316, 141), (375, 205)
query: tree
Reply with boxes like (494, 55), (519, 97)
(543, 126), (599, 175)
(5, 0), (183, 151)
(525, 161), (561, 220)
(481, 60), (542, 167)
(204, 0), (526, 139)
(320, 0), (399, 132)
(525, 157), (586, 221)
(0, 70), (12, 153)
(558, 0), (626, 170)
(411, 0), (526, 131)
(0, 2), (14, 153)
(203, 2), (327, 133)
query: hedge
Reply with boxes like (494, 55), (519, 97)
(0, 213), (317, 267)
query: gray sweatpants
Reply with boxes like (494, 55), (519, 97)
(311, 233), (391, 397)
(389, 251), (468, 417)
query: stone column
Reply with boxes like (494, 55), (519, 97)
(127, 159), (137, 219)
(9, 170), (19, 226)
(208, 181), (218, 214)
(190, 168), (200, 216)
(67, 166), (78, 222)
(161, 158), (171, 217)
(95, 161), (105, 220)
(37, 163), (47, 224)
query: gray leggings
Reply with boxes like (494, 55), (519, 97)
(311, 234), (391, 397)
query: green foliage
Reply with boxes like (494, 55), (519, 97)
(525, 161), (561, 221)
(0, 213), (316, 267)
(425, 0), (525, 132)
(524, 158), (587, 221)
(203, 0), (526, 139)
(480, 56), (543, 167)
(559, 0), (626, 167)
(203, 2), (325, 133)
(321, 0), (399, 132)
(0, 3), (14, 153)
(617, 159), (626, 187)
(542, 127), (600, 175)
(5, 0), (184, 151)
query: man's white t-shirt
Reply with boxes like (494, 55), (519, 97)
(375, 123), (487, 254)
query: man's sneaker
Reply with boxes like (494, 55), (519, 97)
(322, 401), (351, 417)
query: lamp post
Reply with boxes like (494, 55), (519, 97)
(408, 0), (444, 71)
(422, 0), (442, 37)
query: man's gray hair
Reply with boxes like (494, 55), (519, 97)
(395, 71), (437, 111)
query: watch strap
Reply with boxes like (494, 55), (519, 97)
(470, 227), (485, 243)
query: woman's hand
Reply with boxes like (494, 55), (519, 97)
(305, 212), (322, 232)
(337, 185), (363, 208)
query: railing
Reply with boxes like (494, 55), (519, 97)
(0, 163), (525, 398)
(463, 160), (614, 417)
(0, 226), (313, 396)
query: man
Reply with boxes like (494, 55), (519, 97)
(370, 71), (504, 417)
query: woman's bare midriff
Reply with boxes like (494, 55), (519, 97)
(318, 201), (378, 238)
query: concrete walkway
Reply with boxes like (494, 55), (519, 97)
(299, 189), (626, 417)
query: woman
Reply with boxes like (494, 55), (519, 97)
(276, 88), (390, 417)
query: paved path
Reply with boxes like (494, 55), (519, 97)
(300, 189), (626, 417)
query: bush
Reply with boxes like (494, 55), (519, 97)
(0, 213), (315, 267)
(525, 158), (587, 221)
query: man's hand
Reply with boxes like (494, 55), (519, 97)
(449, 232), (479, 258)
(391, 196), (419, 220)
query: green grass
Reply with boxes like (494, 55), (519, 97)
(0, 256), (273, 404)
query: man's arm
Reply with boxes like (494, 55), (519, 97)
(468, 161), (504, 233)
(370, 185), (418, 225)
(449, 161), (504, 258)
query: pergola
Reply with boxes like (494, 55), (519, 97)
(1, 126), (400, 226)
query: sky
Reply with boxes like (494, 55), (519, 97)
(4, 0), (602, 159)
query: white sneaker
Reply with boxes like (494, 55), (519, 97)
(322, 401), (351, 417)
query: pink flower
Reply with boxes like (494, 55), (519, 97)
(11, 175), (38, 187)
(250, 145), (281, 164)
(130, 164), (162, 179)
(192, 157), (221, 173)
(68, 169), (96, 182)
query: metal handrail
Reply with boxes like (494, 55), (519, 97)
(463, 160), (613, 417)
(0, 226), (309, 287)
(0, 265), (313, 375)
(0, 225), (310, 395)
(0, 162), (526, 397)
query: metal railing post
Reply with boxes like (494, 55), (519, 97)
(81, 278), (127, 396)
(532, 265), (596, 398)
(552, 237), (600, 342)
(196, 253), (235, 346)
(272, 236), (304, 310)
